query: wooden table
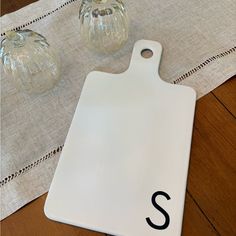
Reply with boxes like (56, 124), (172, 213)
(1, 1), (236, 235)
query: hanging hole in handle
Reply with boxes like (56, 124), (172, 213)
(141, 49), (153, 59)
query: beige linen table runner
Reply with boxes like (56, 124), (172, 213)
(1, 0), (236, 220)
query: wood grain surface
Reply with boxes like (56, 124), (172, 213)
(1, 1), (236, 235)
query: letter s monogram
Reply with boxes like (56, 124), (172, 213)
(146, 191), (171, 230)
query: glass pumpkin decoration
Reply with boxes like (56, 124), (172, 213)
(79, 0), (129, 53)
(0, 29), (60, 94)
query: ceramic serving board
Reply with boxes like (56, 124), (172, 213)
(45, 40), (196, 236)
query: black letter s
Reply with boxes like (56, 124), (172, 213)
(146, 191), (171, 230)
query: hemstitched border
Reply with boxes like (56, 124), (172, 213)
(173, 46), (236, 84)
(0, 145), (64, 187)
(0, 0), (78, 37)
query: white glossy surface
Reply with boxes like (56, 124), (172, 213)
(45, 40), (196, 236)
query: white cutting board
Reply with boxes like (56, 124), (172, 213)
(45, 40), (196, 236)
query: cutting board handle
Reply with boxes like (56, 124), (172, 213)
(127, 40), (163, 80)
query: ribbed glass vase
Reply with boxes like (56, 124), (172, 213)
(79, 0), (129, 53)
